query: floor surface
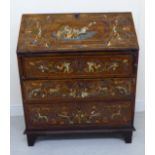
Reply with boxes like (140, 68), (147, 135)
(11, 112), (145, 155)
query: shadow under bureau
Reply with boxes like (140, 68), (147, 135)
(17, 13), (139, 146)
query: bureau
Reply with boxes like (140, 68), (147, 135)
(17, 13), (139, 146)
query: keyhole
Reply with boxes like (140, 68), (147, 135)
(74, 13), (80, 19)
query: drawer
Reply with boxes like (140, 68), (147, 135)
(25, 101), (132, 129)
(23, 78), (135, 102)
(22, 55), (133, 78)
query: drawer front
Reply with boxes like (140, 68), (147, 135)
(22, 55), (133, 78)
(25, 101), (132, 129)
(23, 78), (135, 102)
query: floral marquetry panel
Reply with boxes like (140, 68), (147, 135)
(23, 54), (133, 78)
(26, 102), (132, 129)
(17, 13), (138, 53)
(23, 78), (135, 102)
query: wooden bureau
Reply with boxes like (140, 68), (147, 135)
(17, 13), (139, 146)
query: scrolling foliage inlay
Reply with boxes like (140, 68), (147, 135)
(27, 102), (131, 126)
(24, 79), (133, 100)
(24, 55), (131, 77)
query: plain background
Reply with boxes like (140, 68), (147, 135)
(10, 0), (145, 116)
(3, 0), (155, 155)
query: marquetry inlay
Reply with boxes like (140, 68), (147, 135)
(23, 79), (134, 101)
(27, 102), (132, 126)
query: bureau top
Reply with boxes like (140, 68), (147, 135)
(17, 13), (139, 54)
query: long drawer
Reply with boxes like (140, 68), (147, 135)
(25, 101), (132, 129)
(22, 55), (133, 79)
(22, 78), (135, 102)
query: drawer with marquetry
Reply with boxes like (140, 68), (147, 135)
(21, 54), (134, 79)
(22, 78), (135, 102)
(25, 101), (132, 129)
